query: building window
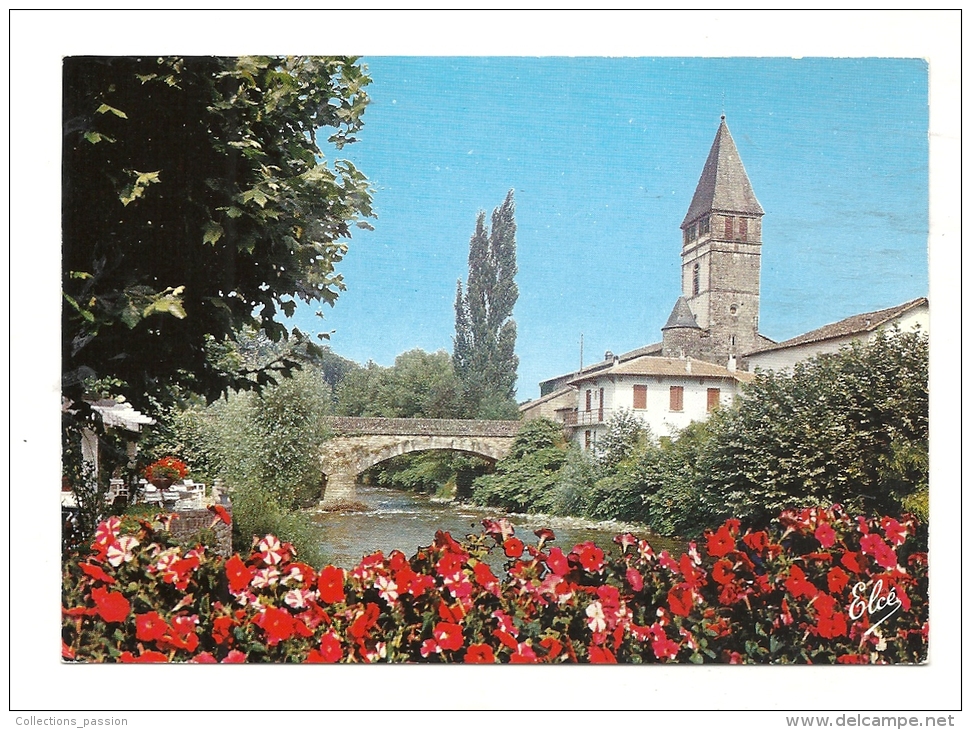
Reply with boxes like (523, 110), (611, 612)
(669, 386), (684, 412)
(692, 263), (700, 296)
(737, 217), (747, 240)
(633, 384), (647, 410)
(585, 430), (591, 449)
(724, 216), (734, 239)
(585, 389), (592, 412)
(700, 216), (710, 235)
(707, 388), (721, 412)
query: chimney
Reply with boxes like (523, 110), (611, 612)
(685, 357), (692, 375)
(727, 355), (737, 372)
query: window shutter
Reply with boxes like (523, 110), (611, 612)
(707, 388), (721, 412)
(633, 385), (647, 410)
(670, 386), (684, 412)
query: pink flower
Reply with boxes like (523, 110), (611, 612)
(815, 522), (837, 549)
(258, 535), (285, 566)
(626, 567), (644, 592)
(860, 533), (898, 570)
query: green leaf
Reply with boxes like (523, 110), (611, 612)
(96, 103), (128, 119)
(203, 221), (224, 245)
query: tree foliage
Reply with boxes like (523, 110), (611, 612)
(334, 349), (464, 419)
(62, 56), (374, 414)
(471, 419), (567, 513)
(453, 190), (519, 418)
(643, 330), (929, 536)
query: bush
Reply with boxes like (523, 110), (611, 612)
(62, 505), (927, 664)
(471, 419), (567, 513)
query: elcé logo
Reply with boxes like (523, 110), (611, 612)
(848, 579), (901, 636)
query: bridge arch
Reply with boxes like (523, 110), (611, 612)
(318, 417), (520, 506)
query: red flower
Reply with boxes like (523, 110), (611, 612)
(208, 504), (231, 526)
(349, 603), (380, 641)
(706, 525), (735, 558)
(626, 567), (644, 592)
(79, 562), (115, 585)
(225, 554), (253, 594)
(317, 565), (346, 604)
(841, 551), (864, 574)
(837, 654), (870, 664)
(492, 629), (519, 651)
(212, 616), (235, 645)
(741, 530), (768, 555)
(711, 559), (735, 585)
(135, 611), (168, 643)
(119, 649), (169, 663)
(667, 583), (694, 617)
(546, 547), (570, 577)
(190, 652), (218, 664)
(503, 537), (524, 558)
(307, 631), (343, 663)
(540, 636), (563, 660)
(90, 586), (130, 624)
(827, 567), (850, 594)
(719, 583), (741, 606)
(814, 522), (837, 549)
(588, 644), (617, 663)
(472, 561), (500, 596)
(679, 554), (705, 589)
(784, 565), (818, 600)
(433, 622), (465, 652)
(256, 606), (296, 645)
(572, 542), (605, 572)
(464, 643), (496, 664)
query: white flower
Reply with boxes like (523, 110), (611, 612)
(375, 575), (398, 605)
(585, 601), (607, 634)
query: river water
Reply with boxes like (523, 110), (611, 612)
(310, 485), (684, 569)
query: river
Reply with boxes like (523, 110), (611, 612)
(310, 485), (684, 569)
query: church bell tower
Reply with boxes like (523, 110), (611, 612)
(678, 115), (764, 365)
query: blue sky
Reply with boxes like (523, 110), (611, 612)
(291, 56), (928, 400)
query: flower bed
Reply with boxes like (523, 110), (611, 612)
(61, 505), (927, 663)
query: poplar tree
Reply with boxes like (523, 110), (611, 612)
(453, 190), (519, 418)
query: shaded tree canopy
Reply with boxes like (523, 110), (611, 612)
(453, 190), (519, 418)
(62, 56), (374, 412)
(334, 349), (464, 419)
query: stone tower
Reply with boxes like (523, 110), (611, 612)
(675, 115), (764, 366)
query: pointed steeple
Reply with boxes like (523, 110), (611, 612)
(662, 296), (700, 330)
(681, 116), (763, 227)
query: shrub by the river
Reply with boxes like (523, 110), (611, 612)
(62, 505), (927, 664)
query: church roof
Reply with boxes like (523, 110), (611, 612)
(661, 296), (701, 330)
(682, 116), (764, 227)
(744, 298), (928, 356)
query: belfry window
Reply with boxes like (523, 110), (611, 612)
(724, 216), (734, 239)
(700, 216), (710, 235)
(692, 263), (700, 296)
(738, 217), (748, 240)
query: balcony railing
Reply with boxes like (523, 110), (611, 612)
(558, 408), (611, 427)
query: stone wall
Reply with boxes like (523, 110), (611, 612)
(168, 504), (233, 557)
(324, 416), (521, 438)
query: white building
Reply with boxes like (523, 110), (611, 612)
(744, 298), (928, 373)
(559, 355), (752, 450)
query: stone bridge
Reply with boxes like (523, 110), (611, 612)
(319, 417), (521, 505)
